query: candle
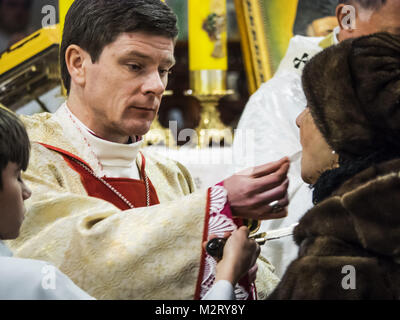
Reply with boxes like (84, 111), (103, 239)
(188, 0), (228, 71)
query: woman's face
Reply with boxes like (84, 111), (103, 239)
(296, 107), (339, 184)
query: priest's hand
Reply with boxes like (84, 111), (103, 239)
(224, 157), (290, 220)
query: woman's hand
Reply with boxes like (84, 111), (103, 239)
(205, 226), (261, 286)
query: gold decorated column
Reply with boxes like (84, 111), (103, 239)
(187, 0), (233, 148)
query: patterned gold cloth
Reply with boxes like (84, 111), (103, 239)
(7, 109), (279, 299)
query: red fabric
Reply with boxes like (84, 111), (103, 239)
(217, 181), (256, 300)
(38, 143), (160, 210)
(194, 187), (212, 300)
(216, 181), (244, 229)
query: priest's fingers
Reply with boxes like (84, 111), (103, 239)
(233, 205), (287, 221)
(256, 195), (289, 220)
(250, 162), (289, 195)
(236, 192), (289, 220)
(243, 204), (288, 220)
(261, 189), (289, 219)
(224, 160), (288, 212)
(248, 178), (289, 209)
(250, 157), (289, 178)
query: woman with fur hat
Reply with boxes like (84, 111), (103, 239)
(269, 32), (400, 299)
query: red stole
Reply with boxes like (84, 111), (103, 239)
(39, 143), (160, 209)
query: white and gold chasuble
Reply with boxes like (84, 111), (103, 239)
(7, 106), (279, 299)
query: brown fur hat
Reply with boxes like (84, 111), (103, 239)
(302, 32), (400, 160)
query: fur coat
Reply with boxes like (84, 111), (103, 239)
(268, 158), (400, 299)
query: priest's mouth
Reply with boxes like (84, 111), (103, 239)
(130, 106), (156, 112)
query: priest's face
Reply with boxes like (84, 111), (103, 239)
(296, 108), (339, 185)
(0, 162), (31, 240)
(69, 32), (175, 143)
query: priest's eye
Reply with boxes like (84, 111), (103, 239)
(159, 69), (172, 76)
(128, 64), (142, 72)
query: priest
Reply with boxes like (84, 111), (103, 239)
(233, 0), (400, 278)
(6, 0), (288, 300)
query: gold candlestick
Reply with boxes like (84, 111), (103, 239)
(185, 70), (233, 148)
(188, 0), (232, 148)
(194, 94), (233, 148)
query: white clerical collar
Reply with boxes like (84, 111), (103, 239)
(0, 241), (13, 257)
(63, 103), (143, 170)
(333, 26), (340, 45)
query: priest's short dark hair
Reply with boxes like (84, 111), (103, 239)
(60, 0), (179, 95)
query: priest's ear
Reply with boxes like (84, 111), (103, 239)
(65, 44), (89, 90)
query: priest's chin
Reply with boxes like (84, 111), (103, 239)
(124, 119), (155, 139)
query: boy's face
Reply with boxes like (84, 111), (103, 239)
(0, 162), (31, 240)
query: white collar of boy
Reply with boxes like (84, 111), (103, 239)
(56, 103), (143, 179)
(0, 241), (13, 257)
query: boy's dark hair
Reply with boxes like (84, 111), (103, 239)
(60, 0), (179, 94)
(0, 105), (30, 189)
(338, 0), (387, 10)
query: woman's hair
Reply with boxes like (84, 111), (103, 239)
(0, 105), (30, 189)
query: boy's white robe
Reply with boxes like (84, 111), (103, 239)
(0, 241), (93, 300)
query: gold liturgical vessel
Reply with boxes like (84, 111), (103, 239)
(186, 0), (233, 148)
